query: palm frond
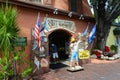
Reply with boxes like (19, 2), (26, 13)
(0, 4), (20, 54)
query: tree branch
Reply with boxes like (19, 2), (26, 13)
(106, 1), (120, 21)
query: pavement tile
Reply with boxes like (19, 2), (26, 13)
(32, 58), (120, 80)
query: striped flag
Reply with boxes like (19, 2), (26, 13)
(82, 23), (89, 36)
(88, 24), (96, 43)
(34, 14), (41, 48)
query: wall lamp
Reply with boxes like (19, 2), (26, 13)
(53, 8), (58, 14)
(68, 12), (72, 17)
(79, 14), (84, 20)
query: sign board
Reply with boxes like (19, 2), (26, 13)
(14, 37), (27, 47)
(46, 18), (76, 32)
(79, 50), (90, 59)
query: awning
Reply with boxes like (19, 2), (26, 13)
(113, 27), (120, 35)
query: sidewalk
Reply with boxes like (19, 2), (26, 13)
(32, 58), (120, 80)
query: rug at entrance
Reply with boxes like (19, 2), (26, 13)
(50, 62), (68, 69)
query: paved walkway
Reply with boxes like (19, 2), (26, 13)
(33, 58), (120, 80)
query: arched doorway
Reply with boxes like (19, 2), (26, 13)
(48, 29), (72, 63)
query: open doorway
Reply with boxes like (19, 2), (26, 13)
(48, 29), (72, 64)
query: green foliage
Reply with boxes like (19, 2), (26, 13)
(0, 3), (20, 79)
(110, 45), (117, 52)
(20, 54), (33, 78)
(21, 67), (33, 78)
(0, 57), (14, 79)
(0, 3), (32, 80)
(0, 4), (19, 53)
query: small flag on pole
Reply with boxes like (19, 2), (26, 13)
(88, 24), (96, 43)
(82, 23), (89, 36)
(34, 13), (41, 48)
(40, 14), (48, 32)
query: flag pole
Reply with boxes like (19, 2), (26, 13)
(44, 14), (48, 21)
(38, 12), (40, 17)
(35, 12), (41, 48)
(38, 12), (41, 48)
(88, 24), (96, 54)
(82, 22), (89, 36)
(38, 12), (40, 27)
(46, 14), (48, 17)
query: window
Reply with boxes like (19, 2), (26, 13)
(69, 0), (83, 14)
(69, 0), (78, 12)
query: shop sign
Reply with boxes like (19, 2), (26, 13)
(79, 50), (90, 59)
(14, 37), (27, 47)
(46, 18), (76, 32)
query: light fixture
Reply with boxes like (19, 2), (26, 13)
(68, 12), (72, 17)
(79, 14), (84, 20)
(53, 8), (58, 14)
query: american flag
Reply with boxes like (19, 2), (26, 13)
(34, 14), (41, 48)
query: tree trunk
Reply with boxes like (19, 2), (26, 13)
(96, 17), (111, 51)
(91, 0), (120, 52)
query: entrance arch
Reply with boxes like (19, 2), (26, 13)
(48, 29), (72, 62)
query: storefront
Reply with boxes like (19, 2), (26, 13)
(31, 18), (77, 67)
(0, 0), (95, 73)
